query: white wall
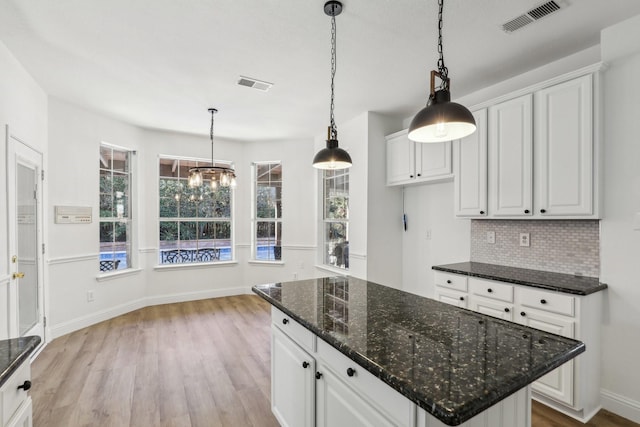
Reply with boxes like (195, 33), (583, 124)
(598, 14), (640, 422)
(0, 41), (48, 339)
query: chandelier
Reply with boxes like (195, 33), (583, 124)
(188, 108), (237, 189)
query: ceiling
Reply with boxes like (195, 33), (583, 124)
(1, 0), (639, 142)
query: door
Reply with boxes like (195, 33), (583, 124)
(488, 94), (533, 216)
(7, 129), (44, 340)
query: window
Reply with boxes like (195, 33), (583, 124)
(99, 144), (132, 272)
(253, 162), (282, 261)
(322, 169), (349, 269)
(158, 157), (233, 264)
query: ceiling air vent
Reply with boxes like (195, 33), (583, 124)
(237, 76), (273, 92)
(502, 0), (564, 33)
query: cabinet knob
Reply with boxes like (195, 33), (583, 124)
(504, 308), (510, 313)
(459, 296), (465, 301)
(302, 361), (309, 369)
(524, 209), (530, 214)
(446, 280), (452, 284)
(480, 210), (485, 215)
(347, 367), (356, 377)
(520, 311), (526, 317)
(487, 288), (493, 293)
(417, 173), (421, 177)
(409, 175), (414, 178)
(540, 299), (547, 305)
(315, 372), (323, 380)
(17, 380), (31, 391)
(540, 209), (547, 214)
(282, 318), (289, 325)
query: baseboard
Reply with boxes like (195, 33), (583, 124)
(601, 389), (640, 424)
(49, 286), (253, 339)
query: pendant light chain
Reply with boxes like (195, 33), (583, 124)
(329, 12), (338, 140)
(436, 0), (449, 88)
(209, 109), (216, 166)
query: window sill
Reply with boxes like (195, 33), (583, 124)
(248, 260), (285, 266)
(96, 268), (143, 282)
(315, 264), (349, 276)
(153, 260), (238, 271)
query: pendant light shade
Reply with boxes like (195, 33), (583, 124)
(409, 0), (476, 143)
(313, 0), (352, 170)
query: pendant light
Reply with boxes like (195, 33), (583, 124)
(408, 0), (476, 143)
(188, 108), (237, 190)
(313, 0), (352, 170)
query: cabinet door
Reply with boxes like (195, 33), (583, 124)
(535, 75), (593, 216)
(386, 130), (415, 185)
(316, 364), (397, 427)
(489, 94), (533, 216)
(518, 310), (575, 406)
(6, 398), (33, 427)
(455, 109), (488, 217)
(271, 326), (315, 427)
(469, 297), (513, 321)
(416, 141), (452, 179)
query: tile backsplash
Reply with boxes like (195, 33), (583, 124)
(470, 220), (599, 277)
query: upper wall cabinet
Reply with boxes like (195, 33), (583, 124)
(454, 109), (488, 217)
(454, 67), (601, 219)
(535, 74), (594, 217)
(386, 129), (452, 186)
(488, 94), (534, 217)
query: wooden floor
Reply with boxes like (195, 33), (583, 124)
(31, 295), (638, 427)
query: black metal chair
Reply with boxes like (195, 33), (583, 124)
(99, 259), (121, 272)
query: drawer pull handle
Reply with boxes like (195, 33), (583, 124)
(446, 280), (452, 284)
(487, 288), (493, 293)
(459, 296), (464, 301)
(524, 209), (530, 214)
(504, 308), (510, 313)
(18, 380), (31, 391)
(540, 299), (547, 305)
(282, 318), (289, 325)
(520, 311), (526, 317)
(315, 372), (323, 380)
(347, 368), (356, 377)
(302, 361), (309, 369)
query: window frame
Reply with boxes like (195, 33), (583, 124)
(251, 161), (283, 263)
(157, 155), (235, 266)
(99, 142), (135, 274)
(321, 168), (349, 271)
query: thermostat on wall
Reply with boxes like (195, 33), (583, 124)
(55, 206), (92, 224)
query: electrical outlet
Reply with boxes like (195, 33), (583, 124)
(426, 229), (432, 240)
(87, 290), (95, 302)
(487, 231), (495, 244)
(293, 272), (298, 280)
(519, 233), (530, 247)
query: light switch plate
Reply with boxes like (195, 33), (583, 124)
(520, 233), (530, 247)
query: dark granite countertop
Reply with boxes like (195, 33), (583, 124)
(0, 336), (41, 388)
(252, 277), (584, 426)
(432, 262), (607, 295)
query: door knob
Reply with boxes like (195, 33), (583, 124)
(13, 272), (25, 279)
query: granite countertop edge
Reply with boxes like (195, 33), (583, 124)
(432, 262), (608, 296)
(0, 336), (42, 388)
(252, 285), (584, 426)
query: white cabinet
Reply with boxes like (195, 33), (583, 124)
(454, 109), (488, 217)
(488, 94), (534, 217)
(386, 129), (452, 186)
(534, 74), (594, 217)
(271, 326), (315, 427)
(0, 361), (33, 427)
(432, 270), (602, 422)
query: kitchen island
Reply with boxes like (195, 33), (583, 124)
(253, 276), (585, 427)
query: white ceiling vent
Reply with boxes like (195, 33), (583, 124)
(237, 76), (273, 92)
(502, 1), (566, 33)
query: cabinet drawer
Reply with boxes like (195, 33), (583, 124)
(519, 288), (575, 317)
(317, 339), (413, 427)
(434, 272), (467, 292)
(272, 307), (315, 352)
(434, 288), (468, 308)
(1, 361), (31, 426)
(469, 277), (514, 302)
